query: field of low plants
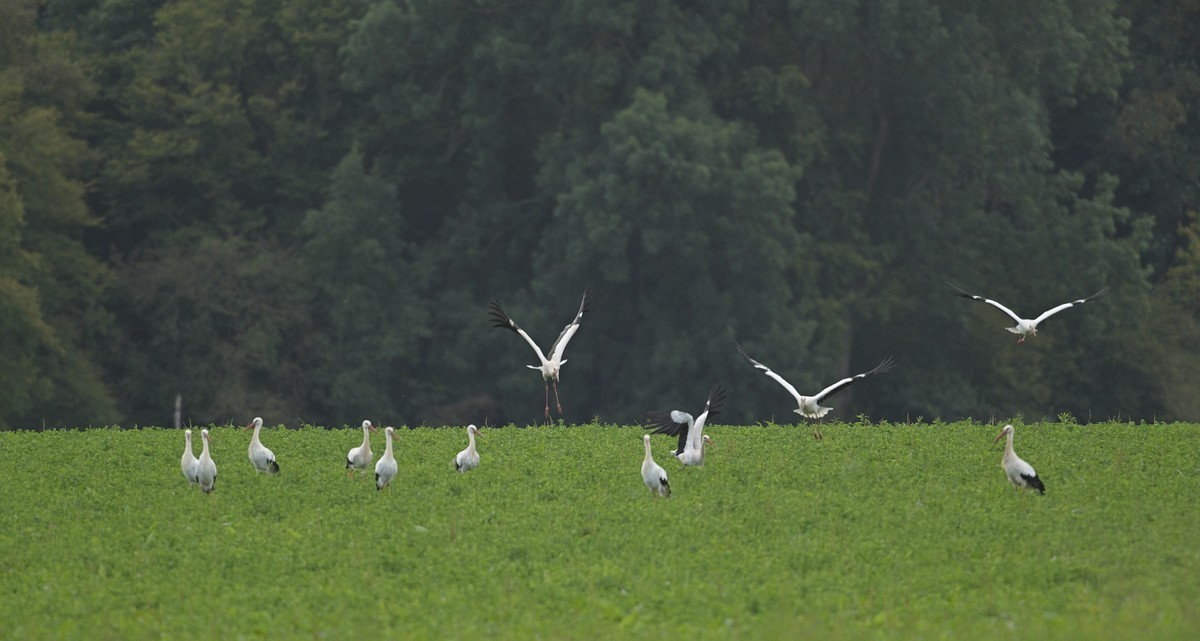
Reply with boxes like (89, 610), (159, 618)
(1, 420), (1197, 640)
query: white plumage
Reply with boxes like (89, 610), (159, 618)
(346, 420), (377, 478)
(993, 424), (1045, 494)
(181, 429), (200, 487)
(641, 434), (670, 498)
(196, 429), (217, 494)
(375, 427), (398, 491)
(737, 343), (894, 439)
(454, 424), (481, 473)
(488, 290), (592, 419)
(644, 385), (724, 466)
(245, 417), (279, 474)
(950, 284), (1107, 344)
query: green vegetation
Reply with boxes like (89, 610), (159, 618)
(2, 422), (1196, 639)
(4, 1), (1200, 427)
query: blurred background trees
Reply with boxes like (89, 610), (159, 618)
(2, 0), (1197, 428)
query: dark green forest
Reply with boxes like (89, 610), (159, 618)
(2, 0), (1199, 428)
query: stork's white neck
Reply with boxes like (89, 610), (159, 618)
(383, 431), (394, 457)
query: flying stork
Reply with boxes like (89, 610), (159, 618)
(644, 384), (724, 466)
(736, 343), (894, 440)
(949, 283), (1108, 343)
(488, 289), (592, 419)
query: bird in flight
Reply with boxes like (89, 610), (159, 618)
(489, 290), (592, 420)
(737, 343), (894, 440)
(948, 283), (1108, 344)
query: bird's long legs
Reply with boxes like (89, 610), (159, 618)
(553, 380), (563, 416)
(813, 417), (824, 441)
(544, 382), (551, 420)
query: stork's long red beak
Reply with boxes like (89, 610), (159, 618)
(992, 432), (1005, 443)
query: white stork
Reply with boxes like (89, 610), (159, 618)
(244, 417), (279, 474)
(196, 429), (217, 494)
(346, 420), (378, 479)
(641, 434), (671, 498)
(488, 289), (592, 419)
(454, 424), (482, 473)
(737, 343), (894, 439)
(949, 283), (1108, 343)
(644, 384), (724, 466)
(993, 424), (1045, 494)
(375, 427), (398, 491)
(181, 429), (200, 487)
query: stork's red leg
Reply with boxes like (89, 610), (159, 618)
(553, 380), (563, 415)
(544, 382), (551, 419)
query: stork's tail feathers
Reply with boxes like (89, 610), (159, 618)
(268, 460), (280, 474)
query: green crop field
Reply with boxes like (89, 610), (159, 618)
(1, 421), (1197, 640)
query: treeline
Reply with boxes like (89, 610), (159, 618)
(2, 0), (1199, 429)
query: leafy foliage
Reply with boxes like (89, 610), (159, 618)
(4, 0), (1200, 426)
(0, 422), (1197, 638)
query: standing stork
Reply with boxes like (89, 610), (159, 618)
(641, 434), (671, 498)
(244, 417), (279, 474)
(993, 424), (1045, 494)
(454, 424), (482, 473)
(644, 384), (725, 466)
(181, 429), (200, 487)
(949, 283), (1108, 344)
(736, 343), (894, 440)
(196, 429), (217, 494)
(488, 289), (592, 419)
(375, 427), (398, 491)
(346, 420), (378, 479)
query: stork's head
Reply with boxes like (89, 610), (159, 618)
(467, 424), (481, 437)
(992, 424), (1015, 443)
(244, 416), (263, 432)
(702, 434), (714, 447)
(362, 420), (378, 432)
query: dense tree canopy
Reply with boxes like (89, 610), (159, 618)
(1, 0), (1197, 428)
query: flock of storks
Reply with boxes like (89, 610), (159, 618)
(180, 284), (1105, 497)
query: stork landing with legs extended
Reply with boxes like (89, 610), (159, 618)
(488, 289), (592, 420)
